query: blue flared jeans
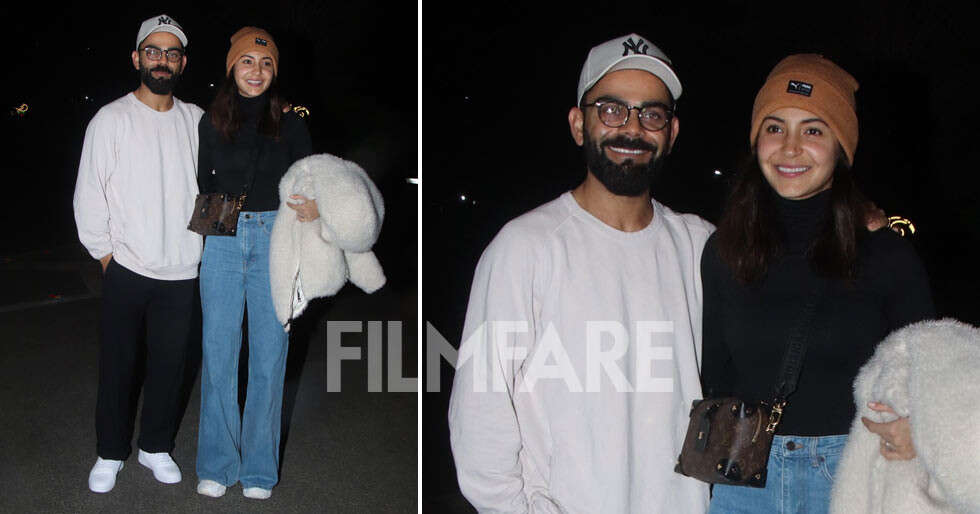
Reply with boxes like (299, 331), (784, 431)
(196, 211), (288, 489)
(708, 434), (847, 514)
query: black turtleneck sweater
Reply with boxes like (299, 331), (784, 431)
(197, 92), (312, 212)
(700, 189), (935, 436)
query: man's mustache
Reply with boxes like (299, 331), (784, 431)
(601, 137), (657, 153)
(150, 65), (173, 75)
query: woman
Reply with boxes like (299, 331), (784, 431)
(195, 27), (314, 500)
(700, 54), (934, 513)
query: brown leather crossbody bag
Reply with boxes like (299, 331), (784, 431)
(187, 135), (261, 236)
(187, 192), (248, 235)
(675, 281), (826, 488)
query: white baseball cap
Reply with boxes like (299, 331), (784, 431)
(136, 14), (188, 49)
(576, 33), (682, 105)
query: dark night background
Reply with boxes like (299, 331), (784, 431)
(424, 2), (980, 512)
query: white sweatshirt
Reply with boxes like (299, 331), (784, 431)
(449, 192), (714, 514)
(73, 93), (204, 280)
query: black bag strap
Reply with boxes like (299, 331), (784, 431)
(769, 278), (829, 404)
(240, 129), (264, 197)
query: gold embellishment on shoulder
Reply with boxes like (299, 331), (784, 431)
(292, 106), (310, 118)
(887, 216), (916, 237)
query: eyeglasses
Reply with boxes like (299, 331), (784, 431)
(140, 45), (184, 63)
(584, 99), (674, 132)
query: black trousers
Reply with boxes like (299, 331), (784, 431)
(96, 259), (195, 460)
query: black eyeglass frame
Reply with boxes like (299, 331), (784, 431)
(139, 45), (185, 63)
(583, 99), (675, 132)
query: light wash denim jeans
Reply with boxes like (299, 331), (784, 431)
(708, 434), (848, 514)
(197, 211), (288, 490)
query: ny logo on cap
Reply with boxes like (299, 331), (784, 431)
(158, 16), (173, 26)
(621, 37), (649, 57)
(255, 38), (268, 46)
(787, 80), (813, 97)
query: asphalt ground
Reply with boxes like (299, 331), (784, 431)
(0, 244), (417, 513)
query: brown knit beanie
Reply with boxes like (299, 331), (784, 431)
(749, 54), (859, 165)
(225, 27), (279, 76)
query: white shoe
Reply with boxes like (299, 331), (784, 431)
(197, 479), (227, 498)
(243, 487), (272, 499)
(137, 449), (181, 484)
(88, 458), (124, 493)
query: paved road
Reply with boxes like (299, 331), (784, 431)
(0, 244), (417, 513)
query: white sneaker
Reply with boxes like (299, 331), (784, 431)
(243, 487), (272, 499)
(137, 449), (181, 484)
(88, 458), (124, 493)
(197, 479), (227, 498)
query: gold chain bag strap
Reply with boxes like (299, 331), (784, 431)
(675, 280), (826, 487)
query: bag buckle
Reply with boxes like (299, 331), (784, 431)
(766, 401), (786, 433)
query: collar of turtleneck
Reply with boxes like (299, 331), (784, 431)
(772, 188), (833, 253)
(236, 91), (269, 124)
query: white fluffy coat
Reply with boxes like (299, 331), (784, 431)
(830, 319), (980, 514)
(269, 153), (386, 331)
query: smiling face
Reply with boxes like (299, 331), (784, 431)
(568, 69), (679, 197)
(131, 31), (186, 95)
(756, 107), (840, 200)
(233, 51), (275, 97)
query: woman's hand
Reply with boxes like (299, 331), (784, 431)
(861, 401), (916, 460)
(863, 201), (888, 231)
(287, 194), (319, 222)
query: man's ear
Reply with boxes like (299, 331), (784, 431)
(665, 115), (680, 153)
(131, 50), (140, 70)
(569, 107), (585, 146)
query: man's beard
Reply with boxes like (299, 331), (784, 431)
(139, 63), (180, 95)
(583, 131), (666, 197)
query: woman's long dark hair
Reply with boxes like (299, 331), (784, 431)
(715, 147), (870, 284)
(207, 69), (287, 142)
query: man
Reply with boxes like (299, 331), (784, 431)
(73, 14), (203, 493)
(449, 34), (712, 513)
